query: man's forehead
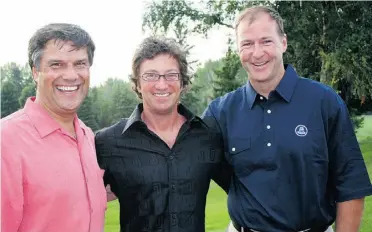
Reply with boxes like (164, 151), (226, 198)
(44, 39), (88, 53)
(237, 14), (277, 38)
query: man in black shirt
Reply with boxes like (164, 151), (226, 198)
(95, 37), (231, 232)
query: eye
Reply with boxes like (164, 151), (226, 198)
(143, 73), (159, 81)
(165, 73), (179, 81)
(242, 42), (252, 47)
(75, 61), (87, 68)
(50, 62), (63, 68)
(263, 40), (272, 45)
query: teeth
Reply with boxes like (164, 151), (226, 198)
(154, 93), (170, 97)
(253, 62), (268, 66)
(56, 86), (78, 91)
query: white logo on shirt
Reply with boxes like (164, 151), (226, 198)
(295, 125), (308, 137)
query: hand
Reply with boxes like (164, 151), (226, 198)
(106, 185), (117, 202)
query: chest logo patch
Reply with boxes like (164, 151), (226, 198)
(295, 125), (308, 137)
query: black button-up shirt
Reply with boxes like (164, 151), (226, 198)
(203, 64), (372, 232)
(95, 104), (231, 232)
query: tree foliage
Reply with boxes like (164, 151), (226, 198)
(142, 0), (372, 130)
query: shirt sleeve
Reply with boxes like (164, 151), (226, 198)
(211, 153), (232, 193)
(94, 131), (112, 187)
(1, 132), (24, 232)
(202, 104), (232, 193)
(327, 93), (372, 202)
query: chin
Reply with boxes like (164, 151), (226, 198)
(153, 105), (175, 115)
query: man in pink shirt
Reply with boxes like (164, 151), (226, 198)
(1, 23), (106, 232)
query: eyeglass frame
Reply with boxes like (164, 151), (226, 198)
(140, 72), (181, 82)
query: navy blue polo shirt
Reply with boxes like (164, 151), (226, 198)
(203, 64), (372, 231)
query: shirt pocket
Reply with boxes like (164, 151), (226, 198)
(227, 137), (252, 176)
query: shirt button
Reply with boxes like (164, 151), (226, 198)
(260, 96), (263, 100)
(232, 147), (236, 152)
(267, 125), (271, 129)
(267, 143), (272, 147)
(169, 155), (174, 160)
(172, 184), (176, 190)
(267, 109), (271, 114)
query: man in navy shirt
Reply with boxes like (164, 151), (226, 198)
(203, 5), (372, 232)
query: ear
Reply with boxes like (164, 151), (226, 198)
(282, 34), (288, 53)
(136, 80), (142, 94)
(180, 82), (190, 95)
(32, 67), (39, 84)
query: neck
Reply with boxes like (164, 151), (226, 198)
(250, 68), (285, 98)
(35, 98), (76, 135)
(141, 106), (183, 133)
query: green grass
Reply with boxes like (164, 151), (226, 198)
(357, 115), (372, 142)
(104, 116), (372, 232)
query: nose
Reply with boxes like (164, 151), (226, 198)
(252, 43), (264, 59)
(62, 65), (79, 81)
(154, 76), (168, 89)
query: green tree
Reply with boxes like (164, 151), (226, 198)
(143, 0), (372, 130)
(212, 41), (243, 98)
(1, 81), (20, 118)
(1, 63), (30, 117)
(110, 79), (140, 121)
(18, 84), (36, 107)
(78, 92), (99, 132)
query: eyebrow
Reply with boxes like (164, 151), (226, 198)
(74, 59), (89, 64)
(240, 39), (253, 45)
(261, 36), (274, 40)
(47, 59), (64, 65)
(240, 37), (274, 45)
(143, 69), (179, 73)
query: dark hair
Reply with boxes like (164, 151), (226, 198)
(131, 36), (191, 99)
(235, 5), (285, 37)
(28, 23), (95, 70)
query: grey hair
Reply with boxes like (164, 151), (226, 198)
(130, 36), (191, 99)
(235, 5), (285, 36)
(28, 23), (95, 70)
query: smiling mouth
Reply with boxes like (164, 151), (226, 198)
(56, 85), (80, 92)
(252, 61), (269, 67)
(153, 93), (170, 97)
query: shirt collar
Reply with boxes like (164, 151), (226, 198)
(24, 97), (85, 138)
(122, 103), (208, 134)
(245, 64), (299, 109)
(245, 80), (258, 109)
(275, 64), (299, 103)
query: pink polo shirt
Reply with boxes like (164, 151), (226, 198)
(1, 97), (106, 232)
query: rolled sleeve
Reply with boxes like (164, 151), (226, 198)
(327, 95), (372, 202)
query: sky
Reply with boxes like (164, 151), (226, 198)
(0, 0), (232, 86)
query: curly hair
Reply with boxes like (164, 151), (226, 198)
(130, 36), (191, 99)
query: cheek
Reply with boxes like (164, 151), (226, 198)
(239, 49), (251, 63)
(139, 82), (152, 94)
(171, 82), (182, 92)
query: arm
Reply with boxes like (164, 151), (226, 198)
(202, 104), (232, 193)
(212, 153), (232, 193)
(335, 198), (364, 232)
(1, 139), (24, 232)
(95, 131), (117, 202)
(326, 93), (372, 231)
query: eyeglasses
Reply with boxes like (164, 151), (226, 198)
(141, 73), (180, 82)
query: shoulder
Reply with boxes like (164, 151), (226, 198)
(297, 77), (344, 113)
(95, 119), (128, 140)
(1, 109), (29, 138)
(1, 109), (30, 159)
(208, 85), (246, 112)
(77, 119), (95, 137)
